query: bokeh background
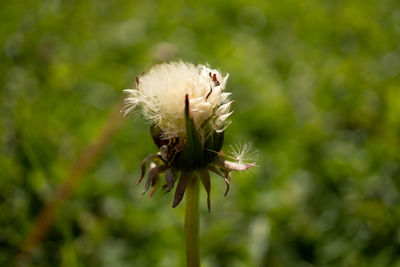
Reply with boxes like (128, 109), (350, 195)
(2, 0), (400, 266)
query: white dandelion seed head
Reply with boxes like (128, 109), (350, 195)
(123, 61), (232, 139)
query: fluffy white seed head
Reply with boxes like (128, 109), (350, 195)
(123, 61), (232, 139)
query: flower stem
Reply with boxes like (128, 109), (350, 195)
(185, 173), (199, 267)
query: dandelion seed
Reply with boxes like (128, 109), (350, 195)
(229, 142), (257, 165)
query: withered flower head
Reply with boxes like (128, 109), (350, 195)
(123, 61), (254, 211)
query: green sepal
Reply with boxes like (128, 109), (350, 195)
(198, 169), (211, 212)
(203, 131), (224, 164)
(173, 95), (204, 169)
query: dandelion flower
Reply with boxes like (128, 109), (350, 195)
(123, 61), (255, 210)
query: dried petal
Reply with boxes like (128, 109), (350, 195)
(208, 165), (230, 196)
(149, 175), (161, 197)
(142, 164), (168, 195)
(138, 153), (161, 185)
(221, 169), (232, 197)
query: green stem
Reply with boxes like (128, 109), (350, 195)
(185, 173), (199, 267)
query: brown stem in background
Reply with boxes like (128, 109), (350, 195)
(16, 100), (124, 265)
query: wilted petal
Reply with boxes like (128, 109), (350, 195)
(221, 169), (232, 197)
(138, 153), (162, 185)
(208, 165), (230, 196)
(149, 175), (161, 197)
(142, 164), (168, 196)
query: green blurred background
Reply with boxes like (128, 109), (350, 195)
(1, 0), (400, 266)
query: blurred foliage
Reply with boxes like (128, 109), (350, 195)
(1, 0), (400, 266)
